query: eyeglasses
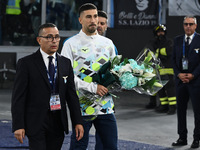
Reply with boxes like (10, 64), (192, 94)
(39, 35), (60, 42)
(183, 23), (195, 26)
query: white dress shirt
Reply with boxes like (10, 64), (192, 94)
(185, 33), (195, 45)
(40, 48), (56, 70)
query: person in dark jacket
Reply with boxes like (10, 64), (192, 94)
(145, 24), (176, 115)
(172, 16), (200, 149)
(11, 23), (84, 150)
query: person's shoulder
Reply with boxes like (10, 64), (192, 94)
(17, 50), (39, 65)
(195, 32), (200, 38)
(175, 34), (183, 39)
(63, 33), (80, 45)
(57, 53), (71, 63)
(58, 53), (69, 60)
(98, 35), (114, 44)
(99, 35), (112, 41)
(173, 34), (184, 41)
(19, 49), (38, 61)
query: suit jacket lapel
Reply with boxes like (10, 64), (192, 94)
(34, 50), (51, 89)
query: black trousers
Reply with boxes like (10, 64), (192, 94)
(27, 110), (65, 150)
(176, 83), (200, 140)
(158, 75), (176, 101)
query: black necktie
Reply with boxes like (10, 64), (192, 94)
(186, 36), (190, 46)
(48, 56), (55, 82)
(184, 37), (190, 58)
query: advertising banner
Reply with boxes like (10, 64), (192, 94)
(114, 0), (159, 28)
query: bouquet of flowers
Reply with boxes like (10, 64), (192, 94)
(79, 49), (168, 120)
(110, 49), (168, 95)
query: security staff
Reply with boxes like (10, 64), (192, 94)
(145, 24), (176, 115)
(172, 16), (200, 149)
(6, 0), (22, 15)
(4, 0), (24, 44)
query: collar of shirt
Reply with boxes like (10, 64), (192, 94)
(79, 29), (99, 39)
(185, 33), (195, 45)
(40, 48), (56, 69)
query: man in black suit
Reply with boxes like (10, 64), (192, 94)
(11, 23), (84, 150)
(172, 16), (200, 149)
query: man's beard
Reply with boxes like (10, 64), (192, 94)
(157, 35), (166, 41)
(88, 28), (96, 33)
(87, 25), (97, 33)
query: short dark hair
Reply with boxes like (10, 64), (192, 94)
(38, 23), (57, 36)
(78, 3), (97, 16)
(98, 10), (107, 19)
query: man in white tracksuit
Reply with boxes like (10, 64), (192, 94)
(61, 3), (118, 150)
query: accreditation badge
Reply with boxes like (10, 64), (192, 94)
(182, 57), (188, 70)
(50, 94), (61, 111)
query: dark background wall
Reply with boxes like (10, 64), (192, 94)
(106, 28), (152, 58)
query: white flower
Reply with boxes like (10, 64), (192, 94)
(116, 55), (122, 60)
(138, 78), (146, 86)
(142, 72), (155, 78)
(110, 69), (120, 77)
(132, 69), (143, 76)
(119, 64), (132, 74)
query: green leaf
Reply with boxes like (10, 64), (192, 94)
(123, 58), (129, 65)
(143, 55), (152, 64)
(111, 55), (122, 69)
(141, 77), (157, 90)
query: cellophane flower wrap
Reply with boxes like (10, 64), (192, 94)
(108, 49), (168, 95)
(127, 48), (168, 95)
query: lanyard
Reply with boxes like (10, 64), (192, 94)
(183, 32), (196, 58)
(47, 57), (58, 93)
